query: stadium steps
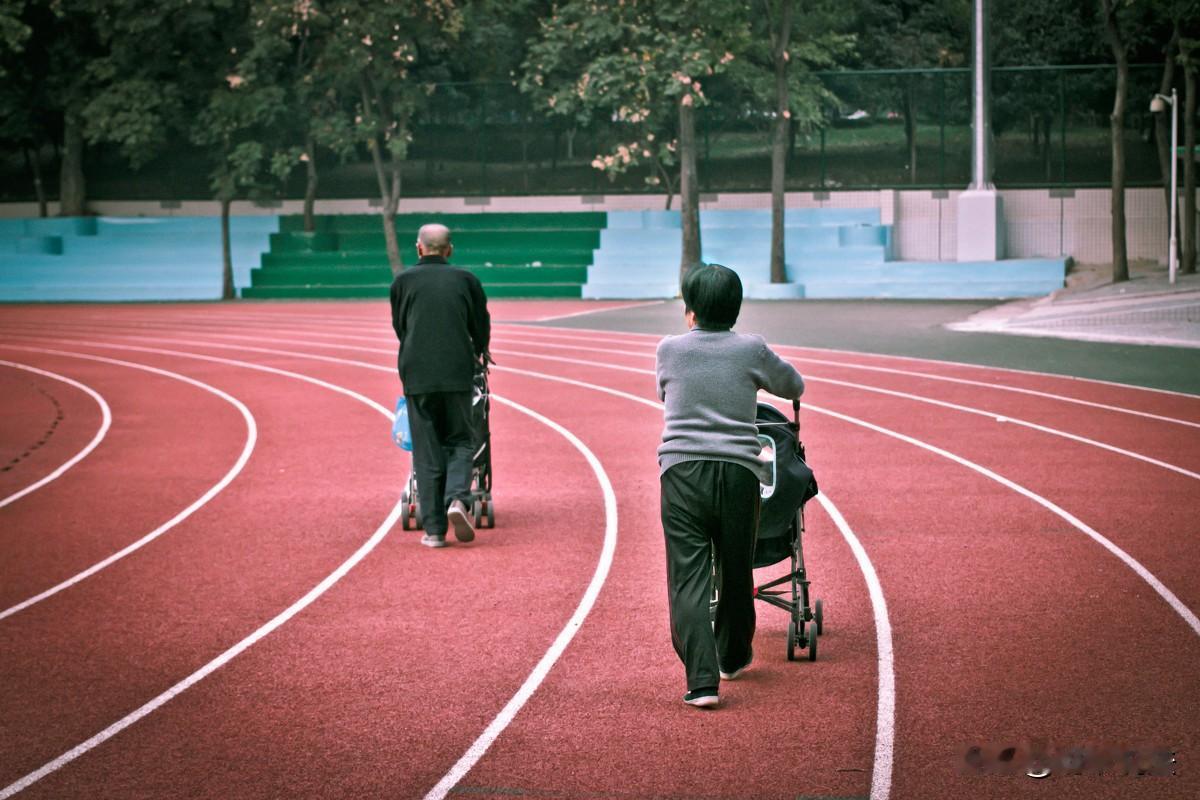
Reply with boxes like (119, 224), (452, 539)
(582, 208), (1064, 299)
(243, 212), (605, 299)
(0, 216), (278, 302)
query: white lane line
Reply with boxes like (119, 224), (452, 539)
(493, 322), (1200, 402)
(28, 333), (891, 800)
(52, 329), (1193, 483)
(804, 375), (1200, 481)
(815, 494), (894, 800)
(483, 348), (1200, 638)
(1, 341), (619, 800)
(0, 360), (112, 510)
(487, 332), (1200, 430)
(804, 400), (1200, 638)
(533, 300), (666, 322)
(0, 502), (405, 800)
(0, 349), (257, 622)
(423, 393), (618, 800)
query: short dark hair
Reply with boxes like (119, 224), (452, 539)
(682, 263), (742, 330)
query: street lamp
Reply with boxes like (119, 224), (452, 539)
(1151, 89), (1178, 285)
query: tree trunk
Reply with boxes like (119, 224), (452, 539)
(678, 97), (702, 284)
(566, 127), (577, 160)
(361, 79), (403, 274)
(769, 0), (793, 284)
(23, 145), (48, 218)
(1102, 0), (1129, 283)
(220, 195), (235, 300)
(655, 159), (678, 210)
(303, 136), (318, 233)
(59, 111), (86, 217)
(1154, 24), (1180, 223)
(1183, 57), (1196, 274)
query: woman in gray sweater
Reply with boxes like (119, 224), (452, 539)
(656, 264), (806, 708)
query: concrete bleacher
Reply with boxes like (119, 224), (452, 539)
(582, 208), (1064, 299)
(243, 213), (604, 299)
(0, 216), (278, 301)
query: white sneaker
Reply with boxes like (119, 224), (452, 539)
(447, 499), (475, 543)
(420, 533), (448, 548)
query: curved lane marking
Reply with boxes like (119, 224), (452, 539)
(25, 335), (891, 800)
(0, 350), (256, 622)
(494, 322), (1200, 402)
(0, 359), (113, 510)
(487, 333), (1200, 430)
(0, 343), (618, 800)
(424, 392), (618, 800)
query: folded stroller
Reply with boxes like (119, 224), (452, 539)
(753, 400), (822, 660)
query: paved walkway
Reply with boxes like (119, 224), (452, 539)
(948, 261), (1200, 348)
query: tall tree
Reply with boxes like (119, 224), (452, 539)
(322, 0), (463, 274)
(1101, 0), (1131, 283)
(522, 0), (750, 281)
(238, 0), (356, 233)
(726, 0), (853, 282)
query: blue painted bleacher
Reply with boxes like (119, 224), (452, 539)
(0, 216), (278, 301)
(582, 208), (1064, 299)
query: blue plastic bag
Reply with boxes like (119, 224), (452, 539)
(392, 396), (413, 451)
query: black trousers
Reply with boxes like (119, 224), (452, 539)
(660, 460), (760, 691)
(407, 391), (476, 537)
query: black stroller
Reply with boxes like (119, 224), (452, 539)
(400, 364), (495, 531)
(713, 400), (822, 661)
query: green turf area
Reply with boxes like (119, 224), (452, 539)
(246, 212), (604, 299)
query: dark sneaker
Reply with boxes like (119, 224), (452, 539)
(420, 533), (448, 548)
(683, 687), (720, 708)
(720, 648), (752, 681)
(447, 499), (475, 543)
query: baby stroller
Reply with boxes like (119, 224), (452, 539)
(400, 363), (495, 531)
(713, 400), (822, 661)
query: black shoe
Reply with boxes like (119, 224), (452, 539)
(683, 687), (720, 708)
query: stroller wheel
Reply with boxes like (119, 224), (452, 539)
(787, 621), (798, 662)
(807, 626), (818, 662)
(815, 599), (824, 636)
(485, 497), (495, 528)
(472, 498), (483, 528)
(401, 511), (411, 531)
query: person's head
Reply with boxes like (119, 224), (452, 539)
(416, 223), (453, 259)
(681, 263), (742, 331)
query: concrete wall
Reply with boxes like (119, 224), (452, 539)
(2, 187), (1194, 266)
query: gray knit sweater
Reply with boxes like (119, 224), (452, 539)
(656, 328), (806, 482)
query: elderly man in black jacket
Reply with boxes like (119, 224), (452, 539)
(390, 223), (491, 548)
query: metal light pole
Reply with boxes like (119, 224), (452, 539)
(1152, 89), (1178, 284)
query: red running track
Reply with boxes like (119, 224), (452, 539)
(0, 301), (1197, 800)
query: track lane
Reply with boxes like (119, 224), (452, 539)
(483, 345), (1199, 800)
(0, 342), (406, 790)
(0, 360), (111, 508)
(0, 350), (250, 608)
(11, 324), (886, 800)
(1, 337), (615, 800)
(4, 303), (1195, 796)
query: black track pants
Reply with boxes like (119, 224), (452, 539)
(660, 460), (760, 691)
(407, 391), (476, 537)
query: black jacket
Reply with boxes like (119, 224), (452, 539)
(389, 256), (490, 394)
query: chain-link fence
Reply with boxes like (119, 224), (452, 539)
(0, 65), (1171, 202)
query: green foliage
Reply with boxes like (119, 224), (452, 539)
(520, 0), (752, 187)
